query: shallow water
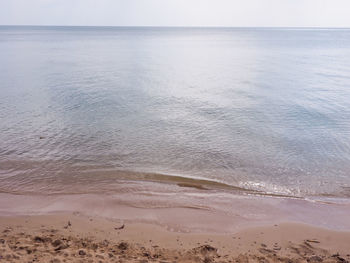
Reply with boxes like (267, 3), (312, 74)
(1, 26), (350, 200)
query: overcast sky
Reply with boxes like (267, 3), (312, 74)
(1, 0), (350, 27)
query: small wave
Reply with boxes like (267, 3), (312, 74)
(0, 166), (303, 200)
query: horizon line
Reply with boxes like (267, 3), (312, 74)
(1, 24), (350, 29)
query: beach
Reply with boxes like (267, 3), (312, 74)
(1, 213), (350, 263)
(1, 190), (350, 262)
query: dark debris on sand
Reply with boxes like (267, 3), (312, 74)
(0, 231), (349, 263)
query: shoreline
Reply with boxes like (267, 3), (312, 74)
(1, 187), (350, 233)
(1, 213), (350, 262)
(1, 183), (350, 262)
(2, 166), (349, 202)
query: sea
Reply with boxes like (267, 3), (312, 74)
(1, 26), (350, 204)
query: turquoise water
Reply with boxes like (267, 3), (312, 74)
(1, 26), (350, 199)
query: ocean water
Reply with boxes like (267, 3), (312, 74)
(1, 26), (350, 200)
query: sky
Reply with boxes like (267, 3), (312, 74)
(1, 0), (350, 27)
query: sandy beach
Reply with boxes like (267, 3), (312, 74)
(1, 187), (350, 262)
(0, 212), (350, 263)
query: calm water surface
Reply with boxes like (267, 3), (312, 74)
(1, 26), (350, 200)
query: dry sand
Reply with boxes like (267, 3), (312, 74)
(0, 213), (349, 263)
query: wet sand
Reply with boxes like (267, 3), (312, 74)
(1, 213), (350, 262)
(1, 190), (350, 233)
(1, 188), (350, 262)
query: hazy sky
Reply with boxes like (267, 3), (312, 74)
(1, 0), (350, 27)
